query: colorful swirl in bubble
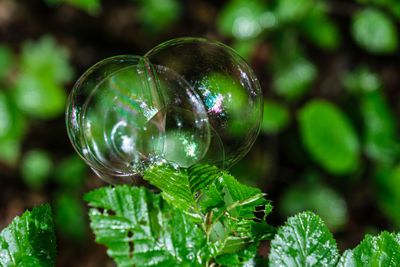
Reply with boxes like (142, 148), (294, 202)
(66, 38), (262, 184)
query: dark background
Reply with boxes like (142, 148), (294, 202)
(1, 0), (400, 265)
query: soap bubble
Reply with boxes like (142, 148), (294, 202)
(66, 55), (210, 184)
(66, 38), (262, 184)
(145, 38), (263, 168)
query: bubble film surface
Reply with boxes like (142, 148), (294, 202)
(66, 38), (262, 184)
(145, 38), (263, 168)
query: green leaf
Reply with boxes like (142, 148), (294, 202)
(338, 231), (400, 267)
(0, 138), (21, 166)
(232, 40), (258, 60)
(140, 0), (181, 34)
(20, 36), (73, 84)
(45, 0), (101, 15)
(273, 56), (317, 101)
(298, 100), (360, 175)
(0, 44), (13, 80)
(0, 91), (26, 141)
(54, 192), (87, 241)
(261, 100), (290, 134)
(300, 4), (340, 51)
(143, 164), (218, 222)
(352, 8), (398, 54)
(144, 163), (271, 221)
(342, 67), (398, 162)
(14, 73), (66, 119)
(375, 164), (400, 227)
(342, 66), (382, 94)
(356, 0), (400, 20)
(275, 0), (314, 24)
(21, 150), (53, 190)
(65, 0), (101, 14)
(280, 178), (348, 231)
(144, 164), (274, 259)
(0, 91), (26, 165)
(215, 241), (260, 267)
(15, 36), (73, 119)
(361, 90), (398, 163)
(217, 0), (269, 40)
(0, 204), (56, 267)
(269, 211), (339, 266)
(54, 155), (88, 188)
(84, 185), (209, 267)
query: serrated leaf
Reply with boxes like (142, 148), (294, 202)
(215, 241), (260, 267)
(352, 8), (398, 54)
(144, 164), (220, 222)
(144, 164), (274, 262)
(269, 211), (339, 267)
(219, 173), (268, 218)
(84, 186), (209, 267)
(298, 100), (360, 175)
(337, 231), (400, 267)
(188, 164), (221, 194)
(0, 204), (56, 267)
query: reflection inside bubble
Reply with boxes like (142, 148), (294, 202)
(66, 38), (262, 184)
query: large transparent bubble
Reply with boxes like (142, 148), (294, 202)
(66, 55), (210, 184)
(66, 38), (262, 184)
(145, 38), (263, 168)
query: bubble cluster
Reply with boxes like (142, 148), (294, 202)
(66, 38), (262, 184)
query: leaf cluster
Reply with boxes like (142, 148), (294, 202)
(0, 204), (56, 267)
(270, 211), (400, 267)
(84, 164), (275, 266)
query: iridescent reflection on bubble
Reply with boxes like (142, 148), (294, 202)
(66, 55), (210, 184)
(66, 38), (262, 184)
(145, 38), (263, 169)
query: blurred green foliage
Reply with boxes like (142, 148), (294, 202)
(54, 155), (87, 188)
(217, 0), (269, 40)
(15, 36), (73, 119)
(273, 56), (317, 101)
(352, 8), (398, 54)
(139, 0), (181, 34)
(21, 150), (53, 190)
(280, 174), (348, 231)
(46, 0), (101, 14)
(2, 0), (400, 257)
(261, 100), (290, 134)
(298, 100), (360, 175)
(0, 45), (13, 80)
(54, 192), (87, 241)
(0, 91), (26, 165)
